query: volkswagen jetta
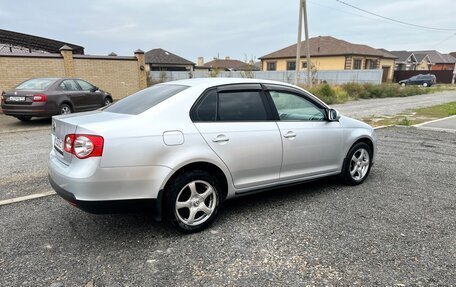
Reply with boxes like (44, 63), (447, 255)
(48, 78), (376, 232)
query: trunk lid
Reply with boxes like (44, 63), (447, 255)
(3, 90), (39, 105)
(52, 111), (133, 165)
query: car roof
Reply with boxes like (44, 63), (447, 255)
(160, 77), (299, 89)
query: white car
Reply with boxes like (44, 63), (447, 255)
(48, 78), (376, 232)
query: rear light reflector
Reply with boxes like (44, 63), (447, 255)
(33, 93), (47, 102)
(64, 134), (104, 159)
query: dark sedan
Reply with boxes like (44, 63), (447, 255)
(398, 74), (436, 87)
(1, 78), (112, 121)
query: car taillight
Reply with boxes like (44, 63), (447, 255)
(33, 93), (47, 102)
(64, 134), (104, 159)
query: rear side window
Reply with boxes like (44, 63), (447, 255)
(104, 84), (188, 115)
(60, 80), (80, 91)
(194, 89), (217, 121)
(15, 79), (55, 90)
(218, 91), (268, 121)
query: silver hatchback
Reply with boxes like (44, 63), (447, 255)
(48, 78), (376, 232)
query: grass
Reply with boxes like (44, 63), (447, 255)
(362, 101), (456, 127)
(302, 82), (455, 105)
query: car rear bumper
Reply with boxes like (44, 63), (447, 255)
(1, 102), (58, 117)
(48, 149), (172, 201)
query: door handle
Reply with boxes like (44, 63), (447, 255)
(283, 131), (297, 139)
(212, 135), (230, 143)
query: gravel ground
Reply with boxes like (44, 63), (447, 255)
(0, 129), (51, 200)
(332, 90), (456, 119)
(1, 127), (455, 286)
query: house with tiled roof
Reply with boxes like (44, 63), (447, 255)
(413, 50), (455, 71)
(145, 48), (195, 71)
(259, 36), (396, 81)
(197, 57), (259, 71)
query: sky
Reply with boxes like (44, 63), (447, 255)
(1, 0), (455, 63)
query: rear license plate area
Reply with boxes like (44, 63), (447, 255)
(8, 96), (26, 102)
(54, 137), (64, 155)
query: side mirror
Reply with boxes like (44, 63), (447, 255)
(328, 108), (341, 121)
(91, 86), (98, 92)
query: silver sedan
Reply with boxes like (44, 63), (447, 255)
(48, 78), (376, 232)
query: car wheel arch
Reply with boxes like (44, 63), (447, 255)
(59, 100), (74, 112)
(163, 161), (229, 201)
(344, 137), (375, 164)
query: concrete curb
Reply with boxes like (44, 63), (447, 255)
(413, 115), (456, 127)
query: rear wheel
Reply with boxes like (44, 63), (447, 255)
(341, 142), (372, 185)
(423, 82), (428, 87)
(16, 116), (32, 122)
(60, 104), (72, 115)
(400, 82), (406, 87)
(165, 170), (223, 233)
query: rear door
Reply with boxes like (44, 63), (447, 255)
(192, 84), (283, 189)
(265, 85), (343, 181)
(59, 80), (87, 111)
(75, 79), (103, 109)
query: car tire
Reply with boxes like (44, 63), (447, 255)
(400, 83), (406, 87)
(164, 170), (223, 233)
(16, 116), (32, 122)
(59, 104), (72, 115)
(423, 83), (428, 87)
(103, 97), (113, 106)
(341, 142), (373, 186)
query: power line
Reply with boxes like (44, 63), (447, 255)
(336, 0), (456, 32)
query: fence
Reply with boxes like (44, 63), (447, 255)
(0, 48), (147, 99)
(393, 70), (455, 84)
(149, 70), (383, 85)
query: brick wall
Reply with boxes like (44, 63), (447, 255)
(0, 47), (147, 99)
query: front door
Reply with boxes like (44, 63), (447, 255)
(193, 86), (282, 189)
(267, 88), (343, 181)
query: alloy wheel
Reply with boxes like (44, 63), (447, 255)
(60, 105), (71, 115)
(349, 148), (370, 181)
(175, 180), (217, 226)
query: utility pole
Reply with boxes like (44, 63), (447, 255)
(303, 0), (312, 87)
(295, 0), (303, 85)
(295, 0), (312, 87)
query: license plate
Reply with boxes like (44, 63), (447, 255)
(8, 96), (25, 102)
(54, 137), (64, 153)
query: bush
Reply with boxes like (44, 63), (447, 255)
(304, 82), (437, 105)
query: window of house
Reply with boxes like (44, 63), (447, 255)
(286, 61), (296, 70)
(353, 59), (362, 70)
(270, 91), (326, 121)
(302, 62), (308, 69)
(267, 62), (277, 71)
(218, 91), (268, 121)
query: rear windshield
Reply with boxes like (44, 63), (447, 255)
(103, 84), (188, 115)
(15, 78), (55, 90)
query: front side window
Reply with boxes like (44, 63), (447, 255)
(267, 62), (276, 71)
(76, 80), (95, 91)
(270, 91), (326, 121)
(218, 91), (268, 121)
(104, 84), (188, 115)
(286, 61), (296, 70)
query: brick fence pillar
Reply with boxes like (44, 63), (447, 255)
(60, 45), (75, 77)
(134, 49), (147, 89)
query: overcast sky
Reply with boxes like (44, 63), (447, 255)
(1, 0), (455, 62)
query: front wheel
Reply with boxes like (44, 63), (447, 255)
(423, 82), (428, 87)
(165, 170), (223, 233)
(103, 97), (113, 106)
(341, 142), (372, 185)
